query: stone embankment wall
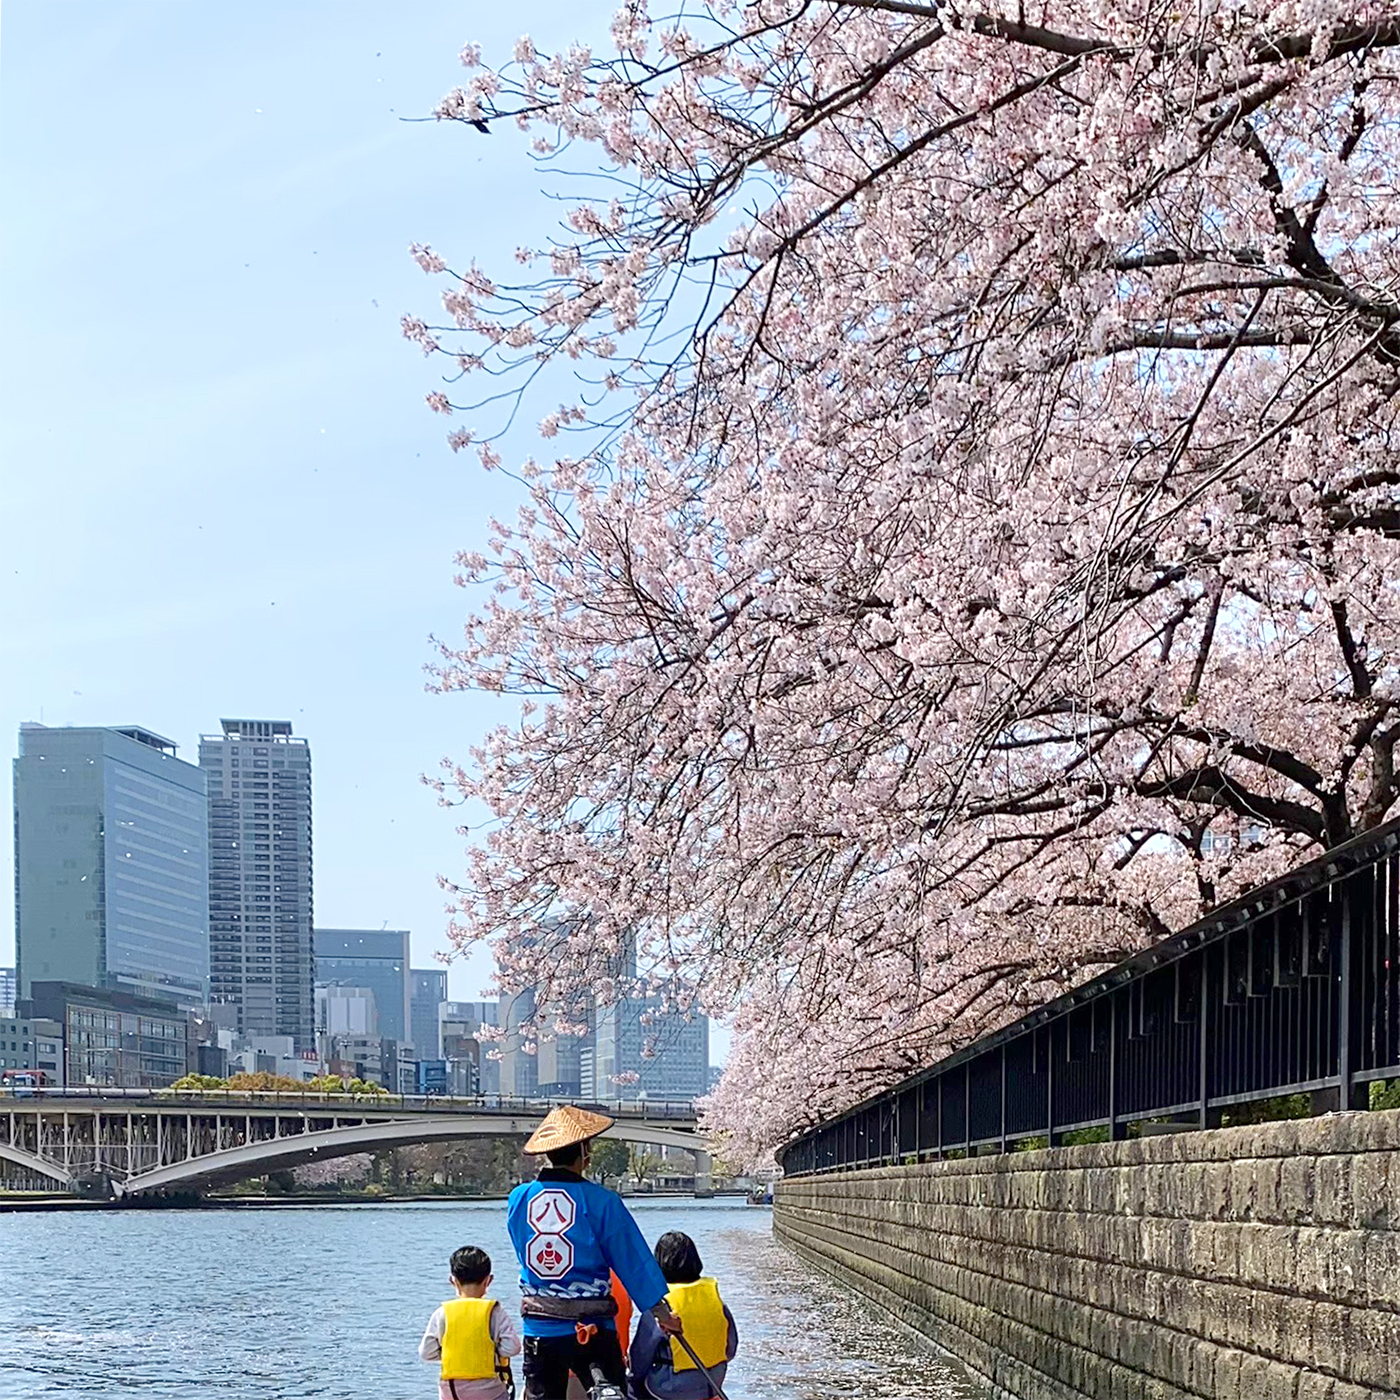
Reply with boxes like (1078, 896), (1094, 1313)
(774, 1111), (1399, 1400)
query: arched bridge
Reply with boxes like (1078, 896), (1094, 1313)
(0, 1089), (710, 1200)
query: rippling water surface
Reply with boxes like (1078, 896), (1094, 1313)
(0, 1199), (984, 1399)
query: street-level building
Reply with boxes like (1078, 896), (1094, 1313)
(0, 1012), (65, 1084)
(14, 723), (209, 1008)
(315, 982), (377, 1038)
(25, 981), (189, 1088)
(199, 720), (314, 1048)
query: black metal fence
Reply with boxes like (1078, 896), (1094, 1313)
(780, 819), (1400, 1176)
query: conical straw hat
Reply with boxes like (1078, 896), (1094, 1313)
(524, 1105), (615, 1154)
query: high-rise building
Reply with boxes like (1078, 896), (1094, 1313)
(0, 968), (16, 1017)
(14, 723), (209, 1007)
(589, 993), (709, 1102)
(199, 720), (313, 1047)
(498, 984), (538, 1098)
(410, 966), (448, 1057)
(314, 929), (411, 1043)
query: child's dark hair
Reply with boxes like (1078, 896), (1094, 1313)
(450, 1245), (492, 1285)
(654, 1231), (703, 1284)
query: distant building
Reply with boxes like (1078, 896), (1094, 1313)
(410, 967), (448, 1058)
(25, 981), (189, 1088)
(199, 720), (314, 1048)
(417, 1058), (447, 1095)
(536, 996), (593, 1098)
(314, 929), (411, 1043)
(499, 985), (538, 1098)
(589, 994), (709, 1103)
(440, 1000), (498, 1095)
(14, 722), (209, 1007)
(0, 1012), (65, 1083)
(0, 968), (15, 1017)
(324, 1034), (413, 1091)
(315, 983), (377, 1038)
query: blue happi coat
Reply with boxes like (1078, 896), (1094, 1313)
(506, 1167), (669, 1338)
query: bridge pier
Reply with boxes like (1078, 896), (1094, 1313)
(692, 1149), (714, 1198)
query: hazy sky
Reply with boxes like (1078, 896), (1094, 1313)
(0, 1), (729, 1053)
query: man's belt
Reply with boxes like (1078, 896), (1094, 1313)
(520, 1294), (619, 1321)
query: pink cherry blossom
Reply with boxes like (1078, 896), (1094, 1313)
(411, 1), (1400, 1163)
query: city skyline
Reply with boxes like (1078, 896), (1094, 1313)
(4, 704), (730, 1066)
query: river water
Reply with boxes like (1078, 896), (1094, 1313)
(0, 1199), (983, 1400)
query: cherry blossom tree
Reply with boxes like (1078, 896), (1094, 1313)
(411, 0), (1400, 1162)
(293, 1152), (374, 1189)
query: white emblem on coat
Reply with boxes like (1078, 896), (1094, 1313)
(526, 1189), (577, 1278)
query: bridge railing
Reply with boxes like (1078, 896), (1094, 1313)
(0, 1087), (700, 1120)
(780, 818), (1400, 1178)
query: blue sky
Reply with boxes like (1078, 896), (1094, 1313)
(0, 1), (730, 1053)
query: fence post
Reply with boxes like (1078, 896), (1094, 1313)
(1109, 991), (1125, 1141)
(1047, 1023), (1059, 1147)
(964, 1061), (971, 1152)
(1199, 948), (1211, 1128)
(999, 1045), (1008, 1154)
(936, 1072), (943, 1159)
(1339, 876), (1360, 1110)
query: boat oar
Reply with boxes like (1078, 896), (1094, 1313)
(673, 1332), (730, 1400)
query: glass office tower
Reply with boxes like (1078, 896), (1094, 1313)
(14, 723), (209, 1007)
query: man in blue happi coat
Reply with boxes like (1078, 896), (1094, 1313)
(507, 1105), (681, 1400)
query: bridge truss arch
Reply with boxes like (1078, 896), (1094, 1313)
(0, 1092), (713, 1199)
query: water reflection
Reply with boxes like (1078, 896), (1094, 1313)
(0, 1200), (983, 1399)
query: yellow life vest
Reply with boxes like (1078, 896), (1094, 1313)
(440, 1296), (501, 1381)
(665, 1278), (728, 1373)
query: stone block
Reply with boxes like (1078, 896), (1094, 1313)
(1213, 1347), (1245, 1400)
(1207, 1161), (1236, 1220)
(1349, 1152), (1392, 1231)
(1308, 1302), (1355, 1378)
(1295, 1372), (1336, 1400)
(1280, 1157), (1317, 1224)
(1362, 1228), (1400, 1310)
(1346, 1108), (1399, 1153)
(1350, 1307), (1400, 1392)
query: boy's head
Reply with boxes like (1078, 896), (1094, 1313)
(654, 1231), (703, 1284)
(449, 1245), (492, 1295)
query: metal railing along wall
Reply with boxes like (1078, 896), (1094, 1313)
(780, 820), (1400, 1176)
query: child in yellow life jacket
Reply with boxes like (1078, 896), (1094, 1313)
(419, 1245), (522, 1400)
(628, 1233), (738, 1400)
